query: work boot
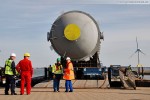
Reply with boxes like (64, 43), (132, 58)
(5, 93), (9, 95)
(11, 93), (17, 95)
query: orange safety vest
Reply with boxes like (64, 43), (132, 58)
(63, 62), (75, 80)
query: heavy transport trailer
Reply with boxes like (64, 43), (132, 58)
(59, 52), (104, 79)
(47, 10), (104, 69)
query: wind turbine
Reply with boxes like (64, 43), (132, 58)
(130, 37), (145, 77)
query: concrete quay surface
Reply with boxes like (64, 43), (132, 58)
(0, 87), (150, 100)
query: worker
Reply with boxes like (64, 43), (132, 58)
(63, 57), (75, 92)
(125, 65), (133, 76)
(48, 65), (53, 80)
(52, 58), (63, 92)
(128, 65), (132, 71)
(141, 67), (144, 79)
(4, 53), (17, 95)
(16, 53), (33, 95)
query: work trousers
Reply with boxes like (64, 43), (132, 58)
(20, 72), (31, 95)
(5, 75), (15, 94)
(49, 72), (53, 80)
(65, 80), (73, 92)
(53, 74), (62, 91)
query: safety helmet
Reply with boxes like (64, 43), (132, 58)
(24, 53), (30, 57)
(66, 57), (71, 60)
(10, 53), (16, 57)
(57, 58), (61, 62)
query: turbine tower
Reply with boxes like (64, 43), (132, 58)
(136, 37), (145, 65)
(130, 37), (145, 77)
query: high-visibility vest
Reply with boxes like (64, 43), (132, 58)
(52, 64), (63, 74)
(128, 66), (132, 71)
(63, 62), (75, 80)
(5, 59), (14, 75)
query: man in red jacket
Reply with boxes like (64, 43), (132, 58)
(16, 53), (33, 95)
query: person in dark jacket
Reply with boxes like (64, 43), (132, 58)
(4, 53), (17, 95)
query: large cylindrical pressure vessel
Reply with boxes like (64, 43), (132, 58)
(47, 11), (103, 61)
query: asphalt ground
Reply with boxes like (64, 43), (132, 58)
(0, 87), (150, 100)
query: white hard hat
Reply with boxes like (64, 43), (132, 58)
(66, 57), (71, 60)
(10, 53), (16, 57)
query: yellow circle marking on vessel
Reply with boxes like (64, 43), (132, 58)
(64, 24), (81, 41)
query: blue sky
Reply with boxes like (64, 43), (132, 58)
(0, 0), (150, 68)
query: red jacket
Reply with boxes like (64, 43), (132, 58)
(16, 58), (33, 76)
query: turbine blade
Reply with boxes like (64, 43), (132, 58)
(136, 37), (139, 49)
(140, 50), (146, 55)
(129, 51), (137, 58)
